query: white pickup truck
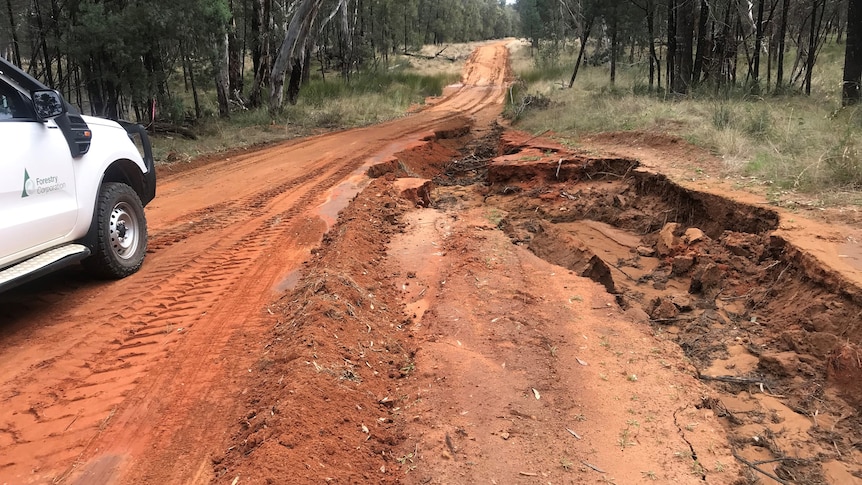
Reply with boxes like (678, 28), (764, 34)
(0, 57), (156, 292)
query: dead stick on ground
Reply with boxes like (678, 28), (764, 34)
(580, 460), (606, 473)
(608, 261), (638, 282)
(64, 413), (80, 432)
(698, 374), (767, 386)
(444, 433), (457, 458)
(751, 457), (807, 466)
(650, 316), (698, 324)
(732, 451), (790, 485)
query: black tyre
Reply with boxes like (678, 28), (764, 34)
(83, 182), (148, 279)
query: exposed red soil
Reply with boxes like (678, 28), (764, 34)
(2, 39), (862, 485)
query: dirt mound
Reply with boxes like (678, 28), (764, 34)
(213, 175), (416, 483)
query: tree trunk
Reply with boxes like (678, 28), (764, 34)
(843, 0), (862, 105)
(286, 57), (303, 105)
(646, 0), (658, 89)
(693, 0), (709, 86)
(667, 0), (676, 94)
(32, 0), (54, 86)
(776, 0), (789, 89)
(568, 19), (593, 88)
(270, 0), (325, 110)
(184, 50), (201, 119)
(5, 0), (21, 66)
(610, 13), (618, 85)
(673, 0), (694, 94)
(805, 0), (820, 95)
(228, 8), (244, 98)
(752, 0), (766, 87)
(249, 0), (271, 108)
(216, 31), (231, 118)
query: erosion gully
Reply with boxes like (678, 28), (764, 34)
(382, 126), (862, 484)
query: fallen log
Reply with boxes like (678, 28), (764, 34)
(149, 122), (198, 140)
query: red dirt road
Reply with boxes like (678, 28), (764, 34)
(0, 43), (510, 485)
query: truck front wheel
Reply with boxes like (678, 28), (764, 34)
(83, 182), (148, 278)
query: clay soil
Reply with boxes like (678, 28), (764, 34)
(2, 41), (862, 485)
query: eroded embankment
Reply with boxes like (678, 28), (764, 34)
(466, 133), (862, 484)
(373, 127), (862, 482)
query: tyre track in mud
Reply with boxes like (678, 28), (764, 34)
(0, 151), (361, 484)
(1, 147), (407, 483)
(0, 41), (511, 485)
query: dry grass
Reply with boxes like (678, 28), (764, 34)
(153, 53), (464, 164)
(507, 40), (862, 202)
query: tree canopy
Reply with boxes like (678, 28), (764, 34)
(515, 0), (860, 101)
(1, 0), (518, 122)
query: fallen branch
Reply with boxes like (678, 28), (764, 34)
(608, 261), (638, 282)
(732, 451), (790, 485)
(697, 374), (765, 385)
(580, 460), (606, 473)
(402, 47), (457, 62)
(649, 316), (697, 324)
(149, 122), (198, 140)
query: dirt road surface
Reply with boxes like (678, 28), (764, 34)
(2, 40), (862, 485)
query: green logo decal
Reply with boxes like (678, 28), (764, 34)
(22, 169), (34, 197)
(21, 170), (64, 197)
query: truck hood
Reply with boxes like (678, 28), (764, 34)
(81, 115), (124, 130)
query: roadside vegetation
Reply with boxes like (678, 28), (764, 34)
(506, 0), (862, 207)
(154, 64), (460, 163)
(507, 41), (862, 206)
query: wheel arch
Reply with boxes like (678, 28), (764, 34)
(102, 159), (148, 204)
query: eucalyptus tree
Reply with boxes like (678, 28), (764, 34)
(843, 0), (862, 105)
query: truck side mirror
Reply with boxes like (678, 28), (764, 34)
(32, 89), (66, 120)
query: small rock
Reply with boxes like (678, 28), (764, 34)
(671, 255), (696, 275)
(669, 294), (694, 312)
(722, 232), (758, 258)
(700, 264), (723, 288)
(807, 332), (840, 358)
(683, 228), (706, 245)
(636, 246), (656, 257)
(700, 309), (728, 325)
(625, 306), (651, 323)
(691, 263), (724, 293)
(501, 432), (510, 440)
(651, 299), (679, 320)
(656, 223), (681, 257)
(758, 352), (800, 377)
(613, 195), (628, 208)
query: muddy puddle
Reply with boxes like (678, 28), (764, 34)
(373, 130), (862, 484)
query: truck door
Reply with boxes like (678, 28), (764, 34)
(0, 78), (78, 262)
